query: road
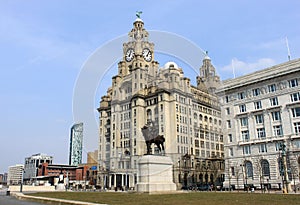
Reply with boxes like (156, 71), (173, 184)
(0, 191), (47, 205)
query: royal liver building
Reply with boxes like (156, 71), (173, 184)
(97, 16), (224, 190)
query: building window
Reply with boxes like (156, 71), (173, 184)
(271, 111), (281, 121)
(261, 160), (270, 177)
(252, 88), (260, 96)
(254, 101), (262, 109)
(242, 130), (249, 141)
(289, 79), (298, 87)
(240, 117), (248, 127)
(268, 84), (276, 92)
(228, 134), (233, 142)
(220, 135), (223, 142)
(291, 92), (300, 102)
(225, 96), (229, 103)
(259, 144), (268, 153)
(257, 128), (266, 138)
(231, 167), (235, 176)
(270, 97), (278, 106)
(229, 148), (233, 156)
(273, 125), (283, 136)
(294, 122), (300, 134)
(243, 145), (251, 155)
(225, 107), (230, 115)
(275, 142), (281, 151)
(227, 120), (231, 128)
(200, 141), (204, 148)
(292, 107), (300, 117)
(238, 92), (245, 100)
(245, 161), (253, 178)
(255, 114), (264, 124)
(293, 140), (300, 148)
(239, 104), (246, 113)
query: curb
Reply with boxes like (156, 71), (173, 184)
(12, 192), (108, 205)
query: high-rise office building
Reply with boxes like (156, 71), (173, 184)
(7, 164), (24, 185)
(69, 122), (83, 166)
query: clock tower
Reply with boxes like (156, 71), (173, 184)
(112, 15), (160, 99)
(117, 16), (158, 78)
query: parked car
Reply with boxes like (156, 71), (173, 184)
(197, 184), (210, 191)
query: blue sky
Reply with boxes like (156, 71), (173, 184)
(1, 0), (299, 172)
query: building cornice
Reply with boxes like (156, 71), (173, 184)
(217, 58), (300, 93)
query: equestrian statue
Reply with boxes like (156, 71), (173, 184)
(141, 120), (165, 155)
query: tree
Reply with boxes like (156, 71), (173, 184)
(253, 157), (268, 193)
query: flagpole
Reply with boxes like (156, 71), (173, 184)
(285, 37), (291, 61)
(232, 59), (236, 78)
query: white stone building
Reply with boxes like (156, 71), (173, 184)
(216, 59), (300, 191)
(97, 17), (224, 190)
(23, 153), (53, 183)
(7, 164), (24, 185)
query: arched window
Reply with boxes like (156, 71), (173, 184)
(245, 161), (253, 178)
(199, 114), (203, 121)
(210, 174), (214, 183)
(205, 173), (208, 183)
(199, 173), (203, 183)
(209, 117), (212, 123)
(278, 157), (284, 176)
(261, 159), (270, 177)
(194, 113), (197, 120)
(214, 119), (217, 125)
(204, 116), (208, 122)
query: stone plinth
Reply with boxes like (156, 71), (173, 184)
(136, 155), (176, 193)
(56, 183), (65, 190)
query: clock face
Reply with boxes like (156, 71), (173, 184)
(142, 48), (152, 62)
(125, 48), (135, 62)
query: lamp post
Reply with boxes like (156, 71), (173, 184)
(279, 142), (291, 193)
(20, 168), (24, 193)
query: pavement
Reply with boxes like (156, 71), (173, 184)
(13, 192), (108, 205)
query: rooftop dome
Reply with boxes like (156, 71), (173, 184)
(134, 18), (143, 23)
(164, 62), (179, 69)
(204, 55), (211, 60)
(204, 51), (211, 60)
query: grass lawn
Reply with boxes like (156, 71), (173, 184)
(27, 191), (300, 205)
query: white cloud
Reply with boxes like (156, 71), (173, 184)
(220, 58), (276, 79)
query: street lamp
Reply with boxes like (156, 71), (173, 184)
(279, 142), (291, 193)
(20, 168), (25, 192)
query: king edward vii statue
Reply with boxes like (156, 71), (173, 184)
(141, 120), (165, 155)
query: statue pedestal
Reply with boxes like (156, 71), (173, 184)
(136, 155), (176, 193)
(56, 183), (65, 190)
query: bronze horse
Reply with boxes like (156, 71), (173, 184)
(141, 125), (165, 155)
